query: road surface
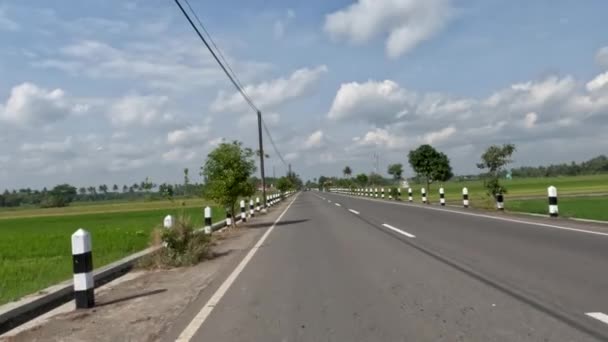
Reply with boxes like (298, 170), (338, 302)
(166, 191), (608, 341)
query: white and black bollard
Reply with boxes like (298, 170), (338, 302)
(226, 210), (232, 226)
(381, 188), (385, 199)
(256, 197), (261, 212)
(240, 200), (247, 222)
(496, 194), (504, 211)
(421, 188), (427, 204)
(163, 215), (174, 229)
(439, 187), (445, 206)
(408, 188), (413, 202)
(548, 186), (558, 217)
(462, 187), (469, 208)
(375, 188), (378, 198)
(204, 206), (212, 234)
(72, 229), (94, 309)
(397, 188), (401, 201)
(249, 199), (255, 217)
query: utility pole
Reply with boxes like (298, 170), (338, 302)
(257, 110), (267, 209)
(288, 163), (292, 176)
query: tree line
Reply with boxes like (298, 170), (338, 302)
(317, 143), (517, 201)
(510, 155), (608, 177)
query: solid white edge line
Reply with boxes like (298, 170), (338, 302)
(348, 209), (360, 215)
(382, 223), (416, 238)
(586, 312), (608, 325)
(176, 193), (300, 342)
(334, 193), (608, 238)
(335, 203), (341, 207)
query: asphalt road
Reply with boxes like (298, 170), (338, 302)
(173, 191), (608, 341)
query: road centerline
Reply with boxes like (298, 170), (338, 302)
(586, 312), (608, 325)
(382, 223), (416, 238)
(335, 203), (341, 207)
(348, 209), (360, 215)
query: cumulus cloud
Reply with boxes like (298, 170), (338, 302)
(328, 80), (413, 123)
(324, 0), (451, 58)
(595, 46), (608, 69)
(330, 71), (608, 157)
(211, 65), (328, 113)
(303, 130), (325, 150)
(354, 128), (407, 150)
(108, 95), (173, 127)
(423, 126), (456, 145)
(167, 124), (210, 147)
(0, 83), (87, 126)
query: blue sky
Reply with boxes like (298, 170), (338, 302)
(1, 0), (608, 189)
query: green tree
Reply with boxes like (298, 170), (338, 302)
(78, 187), (87, 196)
(112, 184), (119, 192)
(387, 163), (403, 181)
(41, 184), (77, 208)
(183, 168), (190, 196)
(201, 141), (256, 227)
(368, 172), (385, 186)
(477, 144), (516, 198)
(408, 144), (453, 193)
(355, 173), (368, 186)
(276, 176), (293, 192)
(122, 185), (128, 193)
(343, 166), (352, 178)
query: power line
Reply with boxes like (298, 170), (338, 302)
(173, 0), (259, 113)
(182, 0), (254, 106)
(262, 118), (288, 168)
(174, 0), (290, 171)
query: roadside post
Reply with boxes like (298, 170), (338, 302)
(548, 186), (558, 217)
(72, 229), (94, 309)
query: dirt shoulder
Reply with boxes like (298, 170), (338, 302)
(1, 200), (291, 342)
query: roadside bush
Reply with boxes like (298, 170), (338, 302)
(142, 215), (212, 268)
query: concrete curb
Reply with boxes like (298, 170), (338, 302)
(0, 193), (296, 335)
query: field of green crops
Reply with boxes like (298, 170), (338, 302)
(0, 201), (226, 305)
(506, 196), (608, 221)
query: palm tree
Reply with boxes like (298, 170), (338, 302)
(122, 185), (128, 193)
(343, 166), (352, 178)
(112, 184), (119, 192)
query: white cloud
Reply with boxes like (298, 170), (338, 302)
(167, 124), (210, 147)
(595, 46), (608, 69)
(35, 39), (272, 93)
(21, 137), (73, 155)
(284, 152), (299, 161)
(0, 7), (19, 31)
(423, 126), (456, 144)
(273, 9), (296, 39)
(586, 71), (608, 92)
(0, 83), (86, 126)
(355, 128), (408, 150)
(523, 112), (538, 129)
(328, 80), (413, 123)
(108, 95), (173, 127)
(324, 0), (451, 58)
(162, 148), (196, 162)
(211, 65), (328, 113)
(303, 130), (325, 150)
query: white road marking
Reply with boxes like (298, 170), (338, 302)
(586, 312), (608, 325)
(328, 200), (332, 203)
(176, 193), (300, 341)
(335, 203), (341, 207)
(335, 192), (608, 238)
(382, 223), (416, 238)
(348, 209), (360, 215)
